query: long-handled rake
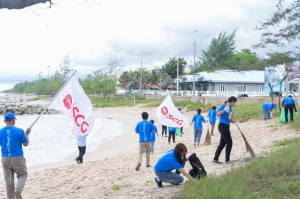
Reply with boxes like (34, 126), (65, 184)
(235, 122), (256, 158)
(204, 121), (211, 145)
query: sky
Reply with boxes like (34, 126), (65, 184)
(0, 0), (280, 91)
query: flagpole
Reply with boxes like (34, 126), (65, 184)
(29, 70), (78, 129)
(150, 93), (170, 120)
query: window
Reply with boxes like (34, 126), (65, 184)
(259, 85), (263, 92)
(218, 85), (226, 92)
(235, 85), (246, 92)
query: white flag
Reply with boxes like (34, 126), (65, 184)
(48, 74), (95, 136)
(156, 94), (189, 127)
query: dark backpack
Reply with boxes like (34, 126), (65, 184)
(188, 153), (207, 179)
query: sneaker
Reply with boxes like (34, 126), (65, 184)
(213, 160), (223, 164)
(155, 177), (163, 188)
(135, 163), (141, 171)
(146, 164), (151, 167)
(225, 160), (232, 164)
(76, 159), (81, 164)
(14, 190), (22, 199)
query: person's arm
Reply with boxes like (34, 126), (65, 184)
(217, 105), (228, 117)
(178, 168), (195, 181)
(23, 128), (31, 147)
(293, 104), (297, 113)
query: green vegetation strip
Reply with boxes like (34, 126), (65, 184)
(177, 137), (300, 199)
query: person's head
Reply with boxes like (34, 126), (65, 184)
(212, 106), (216, 110)
(4, 112), (16, 126)
(150, 119), (154, 124)
(174, 143), (187, 164)
(288, 95), (292, 98)
(141, 112), (149, 120)
(178, 107), (182, 111)
(224, 101), (227, 104)
(197, 108), (201, 114)
(227, 96), (237, 107)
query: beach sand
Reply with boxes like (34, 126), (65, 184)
(0, 106), (299, 199)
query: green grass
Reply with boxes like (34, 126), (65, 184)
(175, 106), (300, 199)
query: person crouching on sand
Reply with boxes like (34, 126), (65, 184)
(154, 143), (194, 188)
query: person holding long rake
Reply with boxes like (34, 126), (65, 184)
(213, 96), (237, 164)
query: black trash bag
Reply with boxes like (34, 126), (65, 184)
(188, 153), (207, 179)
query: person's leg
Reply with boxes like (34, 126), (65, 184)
(221, 127), (233, 162)
(145, 142), (151, 166)
(172, 132), (175, 143)
(213, 124), (227, 161)
(150, 142), (154, 153)
(79, 146), (86, 163)
(284, 105), (289, 123)
(12, 157), (28, 196)
(193, 129), (197, 145)
(164, 126), (168, 137)
(211, 124), (215, 135)
(288, 105), (294, 121)
(162, 126), (165, 137)
(155, 171), (184, 185)
(75, 146), (80, 162)
(168, 132), (171, 143)
(197, 129), (203, 145)
(2, 158), (15, 199)
(136, 142), (144, 170)
(263, 109), (267, 121)
(180, 127), (183, 134)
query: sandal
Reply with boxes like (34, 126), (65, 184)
(213, 160), (223, 164)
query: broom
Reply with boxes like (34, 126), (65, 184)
(204, 121), (211, 145)
(235, 122), (256, 158)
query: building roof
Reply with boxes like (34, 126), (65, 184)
(181, 70), (264, 83)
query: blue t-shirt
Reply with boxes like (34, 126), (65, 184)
(150, 125), (158, 142)
(283, 97), (295, 105)
(262, 103), (274, 111)
(154, 149), (183, 172)
(135, 120), (155, 142)
(77, 135), (87, 147)
(192, 114), (206, 128)
(168, 127), (176, 133)
(0, 126), (28, 157)
(208, 109), (217, 124)
(218, 104), (232, 125)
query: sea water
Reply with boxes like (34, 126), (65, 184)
(0, 114), (127, 170)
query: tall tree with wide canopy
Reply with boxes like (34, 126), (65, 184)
(161, 57), (187, 79)
(199, 29), (236, 68)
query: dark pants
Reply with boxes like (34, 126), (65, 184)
(168, 132), (175, 143)
(214, 123), (232, 162)
(284, 104), (294, 123)
(180, 127), (183, 134)
(162, 125), (167, 136)
(76, 146), (86, 163)
(155, 158), (186, 184)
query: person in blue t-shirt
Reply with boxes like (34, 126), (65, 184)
(262, 103), (276, 121)
(282, 95), (298, 124)
(0, 112), (31, 199)
(213, 96), (237, 164)
(190, 108), (207, 146)
(208, 106), (217, 136)
(135, 112), (155, 171)
(154, 143), (194, 188)
(150, 120), (159, 154)
(75, 134), (87, 164)
(178, 107), (184, 134)
(168, 126), (176, 144)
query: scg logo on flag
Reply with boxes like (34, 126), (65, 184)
(161, 106), (183, 126)
(63, 94), (72, 109)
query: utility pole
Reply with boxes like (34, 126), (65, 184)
(47, 66), (50, 80)
(139, 59), (143, 94)
(193, 41), (196, 95)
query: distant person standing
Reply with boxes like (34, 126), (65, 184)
(0, 112), (31, 199)
(282, 95), (298, 124)
(208, 106), (217, 136)
(75, 134), (87, 164)
(150, 120), (159, 154)
(161, 125), (167, 137)
(190, 108), (207, 146)
(178, 107), (184, 134)
(135, 112), (155, 171)
(262, 103), (276, 122)
(213, 96), (237, 164)
(168, 126), (176, 144)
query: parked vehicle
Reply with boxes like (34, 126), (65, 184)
(238, 94), (249, 98)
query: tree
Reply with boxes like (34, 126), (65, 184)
(57, 54), (74, 82)
(254, 0), (300, 48)
(161, 57), (187, 79)
(228, 48), (264, 71)
(0, 0), (50, 9)
(199, 30), (236, 68)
